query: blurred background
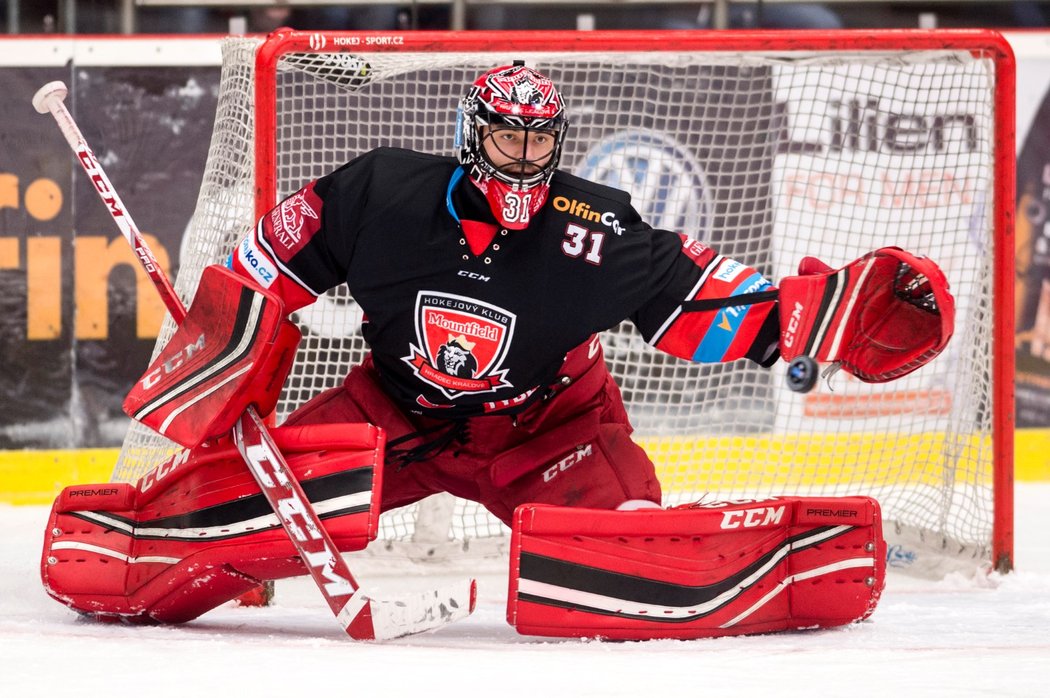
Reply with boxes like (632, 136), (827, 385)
(4, 1), (1050, 35)
(2, 4), (1048, 501)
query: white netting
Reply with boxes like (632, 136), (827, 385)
(113, 35), (1004, 575)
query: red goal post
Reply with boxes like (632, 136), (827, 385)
(115, 28), (1015, 578)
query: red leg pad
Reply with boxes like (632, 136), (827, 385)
(507, 496), (886, 640)
(41, 422), (383, 624)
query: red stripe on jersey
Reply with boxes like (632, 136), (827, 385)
(654, 255), (775, 363)
(677, 233), (715, 267)
(654, 310), (717, 360)
(461, 219), (499, 256)
(649, 237), (719, 360)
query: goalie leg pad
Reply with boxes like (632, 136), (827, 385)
(41, 423), (383, 624)
(507, 496), (885, 640)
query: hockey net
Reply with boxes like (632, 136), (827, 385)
(112, 29), (1014, 577)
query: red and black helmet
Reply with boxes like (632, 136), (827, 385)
(457, 62), (569, 191)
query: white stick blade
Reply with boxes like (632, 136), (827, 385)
(33, 81), (69, 113)
(369, 578), (477, 641)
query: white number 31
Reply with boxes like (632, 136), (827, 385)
(561, 223), (605, 265)
(502, 192), (532, 224)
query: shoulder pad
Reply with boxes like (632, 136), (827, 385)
(551, 170), (632, 207)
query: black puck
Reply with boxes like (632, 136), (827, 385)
(786, 356), (819, 393)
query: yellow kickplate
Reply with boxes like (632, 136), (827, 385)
(1, 428), (1047, 505)
(1015, 428), (1050, 482)
(0, 449), (120, 505)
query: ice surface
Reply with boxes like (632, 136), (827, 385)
(2, 486), (1048, 697)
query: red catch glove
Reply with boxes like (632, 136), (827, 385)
(777, 247), (954, 383)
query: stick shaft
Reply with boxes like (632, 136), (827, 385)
(232, 409), (377, 638)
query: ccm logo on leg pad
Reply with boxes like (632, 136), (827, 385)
(720, 505), (786, 529)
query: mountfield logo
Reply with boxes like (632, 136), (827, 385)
(404, 291), (516, 400)
(576, 130), (712, 239)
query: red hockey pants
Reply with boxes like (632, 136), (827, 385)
(283, 343), (661, 524)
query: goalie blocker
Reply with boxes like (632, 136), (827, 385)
(123, 264), (302, 449)
(508, 497), (885, 640)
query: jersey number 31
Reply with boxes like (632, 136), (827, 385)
(562, 223), (605, 265)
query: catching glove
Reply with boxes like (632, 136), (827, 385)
(778, 247), (954, 383)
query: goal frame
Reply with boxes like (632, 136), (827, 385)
(248, 28), (1014, 572)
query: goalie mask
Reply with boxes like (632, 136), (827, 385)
(457, 63), (569, 229)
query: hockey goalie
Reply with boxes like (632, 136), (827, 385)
(41, 63), (954, 640)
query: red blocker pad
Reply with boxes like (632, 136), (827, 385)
(41, 422), (382, 624)
(779, 247), (954, 383)
(508, 496), (886, 640)
(123, 264), (302, 448)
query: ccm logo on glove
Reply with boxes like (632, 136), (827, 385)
(782, 301), (805, 350)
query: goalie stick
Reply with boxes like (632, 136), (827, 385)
(33, 80), (476, 641)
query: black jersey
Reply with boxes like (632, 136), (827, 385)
(231, 148), (778, 418)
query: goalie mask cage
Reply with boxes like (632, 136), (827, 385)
(113, 29), (1015, 577)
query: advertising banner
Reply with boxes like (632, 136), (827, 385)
(769, 57), (993, 435)
(0, 40), (219, 448)
(1013, 35), (1050, 427)
(0, 64), (73, 449)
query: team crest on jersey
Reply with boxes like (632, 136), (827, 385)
(403, 291), (516, 399)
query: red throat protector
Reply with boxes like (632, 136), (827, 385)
(469, 172), (550, 230)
